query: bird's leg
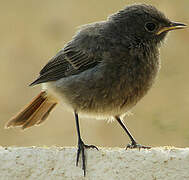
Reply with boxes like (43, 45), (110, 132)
(74, 112), (98, 176)
(115, 116), (151, 150)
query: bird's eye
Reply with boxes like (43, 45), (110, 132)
(145, 22), (157, 32)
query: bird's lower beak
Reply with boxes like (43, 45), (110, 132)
(157, 22), (187, 35)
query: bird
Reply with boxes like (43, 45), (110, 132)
(6, 4), (186, 176)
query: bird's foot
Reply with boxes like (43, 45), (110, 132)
(76, 139), (98, 176)
(126, 141), (151, 150)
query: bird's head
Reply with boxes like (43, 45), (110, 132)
(109, 4), (186, 45)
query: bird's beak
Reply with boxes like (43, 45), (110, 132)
(157, 22), (187, 35)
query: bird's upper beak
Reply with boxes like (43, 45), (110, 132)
(157, 22), (187, 35)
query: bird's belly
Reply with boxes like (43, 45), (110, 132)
(42, 74), (153, 119)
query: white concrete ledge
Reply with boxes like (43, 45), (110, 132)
(0, 146), (189, 180)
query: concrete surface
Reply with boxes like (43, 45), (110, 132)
(0, 146), (189, 180)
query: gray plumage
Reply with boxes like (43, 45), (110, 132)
(31, 4), (170, 118)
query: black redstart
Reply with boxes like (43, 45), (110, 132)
(6, 4), (186, 176)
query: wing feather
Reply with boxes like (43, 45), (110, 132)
(30, 32), (103, 86)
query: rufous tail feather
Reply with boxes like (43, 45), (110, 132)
(6, 91), (57, 129)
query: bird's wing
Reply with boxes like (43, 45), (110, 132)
(30, 32), (103, 86)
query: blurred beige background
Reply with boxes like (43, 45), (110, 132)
(0, 0), (189, 148)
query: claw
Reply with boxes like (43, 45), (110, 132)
(126, 141), (151, 150)
(76, 139), (98, 176)
(85, 144), (99, 150)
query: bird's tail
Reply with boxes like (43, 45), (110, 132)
(5, 91), (57, 129)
